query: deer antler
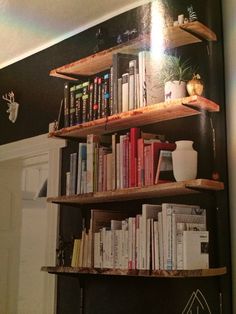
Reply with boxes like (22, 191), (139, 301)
(2, 91), (15, 103)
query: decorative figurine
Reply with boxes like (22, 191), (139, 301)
(94, 27), (106, 53)
(2, 91), (19, 123)
(187, 74), (204, 96)
(187, 5), (198, 22)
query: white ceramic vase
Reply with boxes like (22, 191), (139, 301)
(172, 140), (197, 181)
(164, 80), (186, 100)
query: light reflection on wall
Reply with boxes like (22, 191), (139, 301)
(150, 0), (165, 63)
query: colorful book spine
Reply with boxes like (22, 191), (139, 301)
(109, 66), (113, 115)
(93, 77), (99, 120)
(97, 77), (102, 118)
(103, 73), (110, 117)
(89, 81), (94, 122)
(82, 81), (89, 123)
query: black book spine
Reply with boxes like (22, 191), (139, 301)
(89, 82), (94, 122)
(103, 73), (110, 117)
(75, 83), (83, 124)
(97, 77), (102, 119)
(69, 85), (76, 126)
(82, 81), (89, 123)
(109, 66), (113, 115)
(64, 82), (70, 127)
(93, 77), (99, 120)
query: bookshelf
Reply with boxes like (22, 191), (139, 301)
(50, 21), (217, 81)
(42, 7), (230, 313)
(49, 95), (219, 139)
(47, 179), (224, 205)
(41, 266), (226, 278)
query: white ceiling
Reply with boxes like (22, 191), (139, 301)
(0, 0), (146, 69)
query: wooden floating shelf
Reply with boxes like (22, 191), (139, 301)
(41, 266), (226, 278)
(49, 96), (219, 139)
(50, 21), (216, 80)
(47, 179), (224, 205)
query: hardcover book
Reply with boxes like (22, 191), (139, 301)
(140, 204), (162, 270)
(183, 230), (209, 270)
(86, 134), (100, 193)
(112, 53), (138, 113)
(128, 58), (138, 111)
(161, 203), (203, 270)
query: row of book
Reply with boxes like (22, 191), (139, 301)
(63, 50), (160, 128)
(66, 128), (175, 196)
(71, 203), (209, 270)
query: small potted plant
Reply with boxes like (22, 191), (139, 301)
(159, 55), (195, 100)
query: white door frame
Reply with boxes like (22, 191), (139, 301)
(0, 134), (66, 314)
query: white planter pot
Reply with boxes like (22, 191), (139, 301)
(172, 140), (197, 181)
(165, 80), (186, 100)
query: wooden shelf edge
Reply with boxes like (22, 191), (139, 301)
(41, 266), (226, 278)
(181, 21), (217, 41)
(47, 179), (224, 205)
(48, 96), (220, 139)
(50, 22), (217, 80)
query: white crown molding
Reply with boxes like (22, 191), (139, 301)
(0, 134), (66, 162)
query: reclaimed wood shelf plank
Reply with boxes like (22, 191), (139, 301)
(41, 266), (226, 278)
(48, 96), (219, 139)
(50, 22), (216, 80)
(47, 179), (224, 205)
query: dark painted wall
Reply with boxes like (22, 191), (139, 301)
(0, 6), (142, 145)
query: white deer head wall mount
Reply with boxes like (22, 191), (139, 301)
(2, 91), (19, 123)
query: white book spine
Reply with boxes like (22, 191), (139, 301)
(66, 172), (70, 196)
(162, 203), (201, 270)
(94, 232), (101, 268)
(172, 213), (206, 270)
(128, 217), (134, 269)
(158, 211), (164, 269)
(153, 221), (159, 270)
(128, 59), (137, 111)
(138, 51), (144, 108)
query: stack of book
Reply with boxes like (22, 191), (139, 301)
(66, 128), (176, 195)
(71, 203), (209, 270)
(62, 51), (162, 128)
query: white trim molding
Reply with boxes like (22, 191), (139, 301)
(0, 134), (66, 314)
(0, 134), (66, 162)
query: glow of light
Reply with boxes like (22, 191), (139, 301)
(150, 0), (165, 63)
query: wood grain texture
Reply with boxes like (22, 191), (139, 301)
(41, 266), (226, 278)
(50, 22), (217, 79)
(48, 96), (219, 139)
(47, 179), (224, 205)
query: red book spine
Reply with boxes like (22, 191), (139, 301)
(144, 145), (151, 186)
(129, 128), (140, 187)
(137, 138), (144, 187)
(123, 133), (129, 188)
